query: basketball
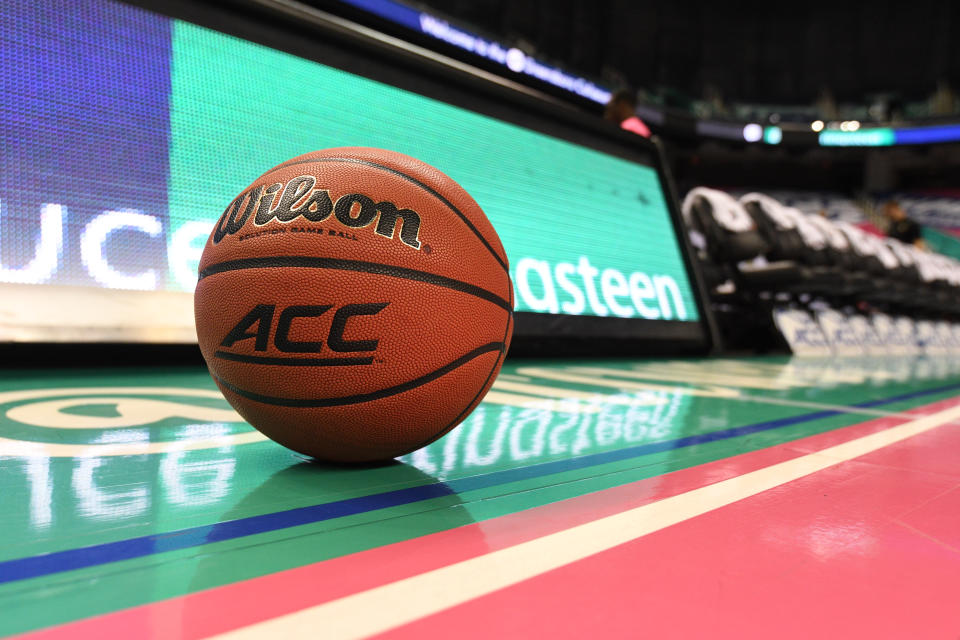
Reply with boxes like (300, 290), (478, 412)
(194, 147), (513, 463)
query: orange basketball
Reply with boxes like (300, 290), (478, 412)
(194, 147), (513, 463)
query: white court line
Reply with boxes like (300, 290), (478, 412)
(735, 393), (911, 418)
(212, 403), (960, 640)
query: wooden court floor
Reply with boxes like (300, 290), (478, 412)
(2, 356), (960, 638)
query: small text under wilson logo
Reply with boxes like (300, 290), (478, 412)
(213, 175), (422, 249)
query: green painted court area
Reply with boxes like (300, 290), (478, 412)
(2, 356), (960, 637)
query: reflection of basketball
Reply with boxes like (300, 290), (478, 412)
(194, 147), (513, 463)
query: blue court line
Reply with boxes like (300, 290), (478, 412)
(2, 381), (959, 585)
(852, 383), (960, 409)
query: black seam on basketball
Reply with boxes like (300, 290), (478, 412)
(261, 156), (509, 273)
(213, 341), (505, 408)
(214, 351), (374, 366)
(403, 299), (514, 454)
(198, 256), (511, 312)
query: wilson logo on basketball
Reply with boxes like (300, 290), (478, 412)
(214, 302), (389, 366)
(212, 174), (422, 249)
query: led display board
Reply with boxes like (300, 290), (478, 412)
(0, 0), (705, 347)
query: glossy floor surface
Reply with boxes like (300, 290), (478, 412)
(2, 356), (960, 638)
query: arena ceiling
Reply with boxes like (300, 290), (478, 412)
(411, 0), (958, 106)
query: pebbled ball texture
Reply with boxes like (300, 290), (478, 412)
(195, 147), (513, 463)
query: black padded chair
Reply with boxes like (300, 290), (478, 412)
(803, 213), (874, 298)
(681, 187), (801, 352)
(681, 187), (801, 295)
(739, 193), (845, 298)
(878, 237), (936, 313)
(915, 250), (960, 316)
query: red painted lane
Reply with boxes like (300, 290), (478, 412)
(380, 407), (960, 640)
(17, 435), (805, 640)
(898, 484), (960, 550)
(15, 398), (959, 640)
(846, 420), (960, 480)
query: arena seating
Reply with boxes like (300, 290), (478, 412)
(893, 193), (960, 230)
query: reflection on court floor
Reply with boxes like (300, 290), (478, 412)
(2, 355), (960, 638)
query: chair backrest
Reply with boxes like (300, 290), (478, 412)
(780, 207), (828, 252)
(739, 192), (796, 230)
(882, 237), (915, 267)
(907, 247), (936, 283)
(682, 187), (754, 233)
(881, 237), (923, 283)
(835, 222), (888, 274)
(805, 214), (850, 252)
(739, 192), (810, 260)
(867, 234), (901, 272)
(835, 222), (874, 256)
(928, 252), (960, 286)
(682, 187), (768, 262)
(944, 257), (960, 287)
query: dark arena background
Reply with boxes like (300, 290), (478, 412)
(2, 1), (960, 638)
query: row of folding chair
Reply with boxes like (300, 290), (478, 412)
(681, 187), (960, 316)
